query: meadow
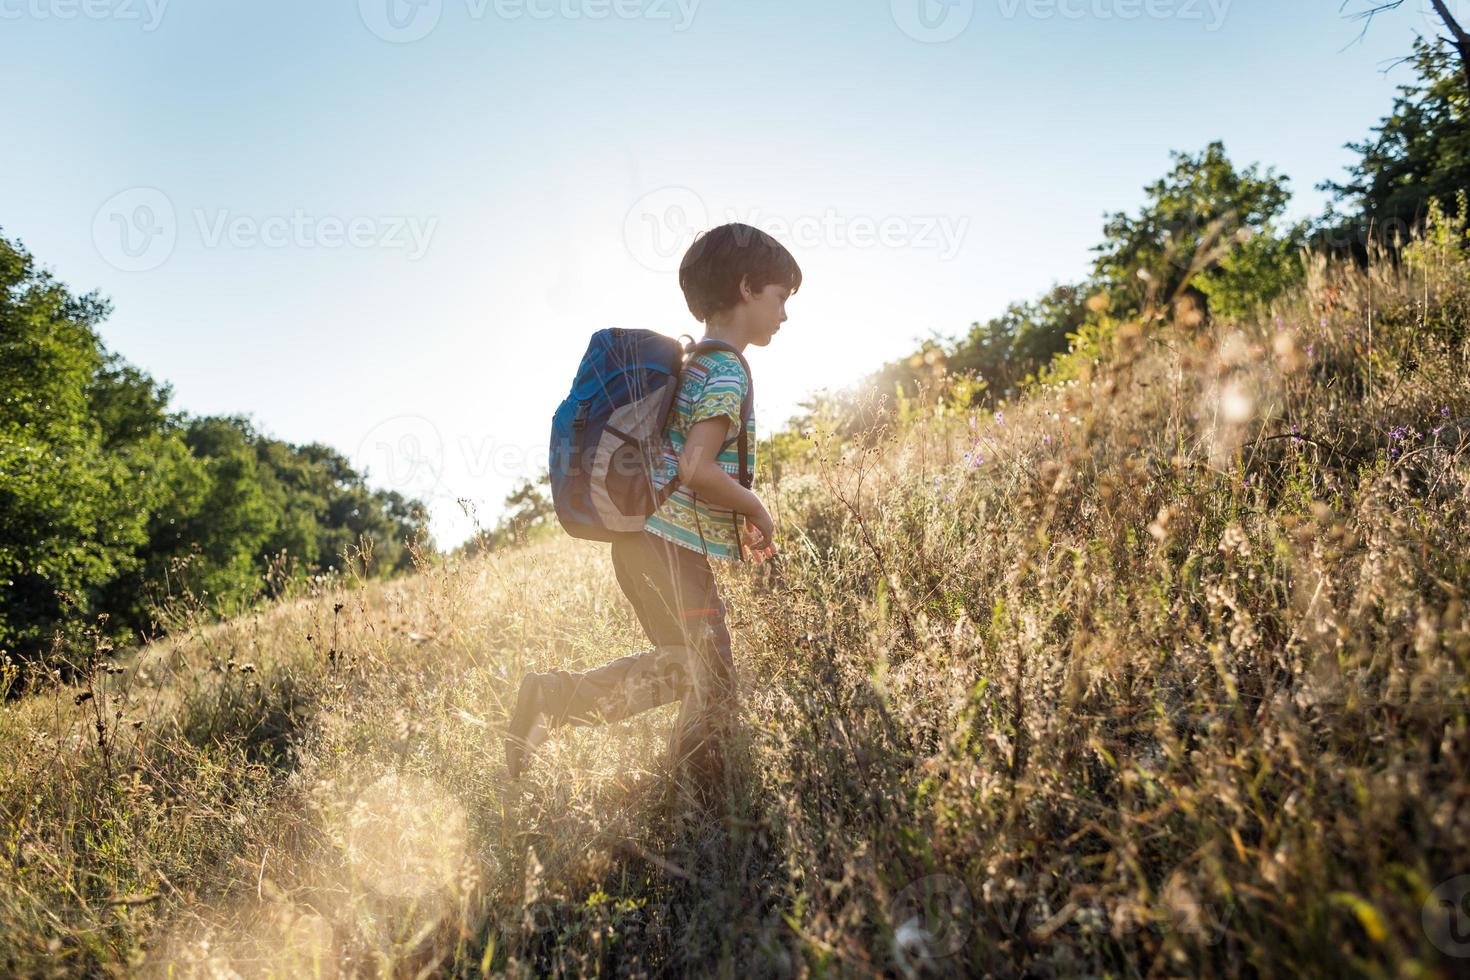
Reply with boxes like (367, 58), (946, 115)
(3, 218), (1469, 977)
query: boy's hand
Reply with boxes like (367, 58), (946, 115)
(740, 509), (777, 563)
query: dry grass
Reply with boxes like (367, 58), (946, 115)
(3, 230), (1469, 978)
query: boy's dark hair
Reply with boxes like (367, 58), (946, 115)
(678, 223), (802, 322)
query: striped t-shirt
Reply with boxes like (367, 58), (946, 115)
(644, 349), (755, 561)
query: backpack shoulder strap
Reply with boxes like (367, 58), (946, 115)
(680, 337), (756, 561)
(684, 338), (754, 489)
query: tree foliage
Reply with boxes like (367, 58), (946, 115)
(0, 232), (430, 670)
(1089, 140), (1298, 323)
(1316, 37), (1470, 258)
(777, 142), (1304, 456)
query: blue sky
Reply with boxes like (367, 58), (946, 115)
(0, 0), (1435, 545)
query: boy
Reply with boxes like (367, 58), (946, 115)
(504, 223), (800, 788)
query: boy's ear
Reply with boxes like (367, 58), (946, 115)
(739, 275), (752, 302)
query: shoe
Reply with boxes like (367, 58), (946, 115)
(505, 674), (550, 779)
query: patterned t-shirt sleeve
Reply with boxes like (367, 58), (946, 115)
(686, 353), (746, 442)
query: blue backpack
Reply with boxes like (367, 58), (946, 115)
(549, 328), (753, 543)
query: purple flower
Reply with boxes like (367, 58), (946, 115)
(964, 450), (985, 469)
(1442, 407), (1451, 418)
(1306, 344), (1316, 358)
(994, 411), (1005, 427)
(1275, 316), (1284, 331)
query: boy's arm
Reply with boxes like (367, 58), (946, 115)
(677, 416), (774, 551)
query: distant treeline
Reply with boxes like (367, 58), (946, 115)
(781, 38), (1470, 448)
(0, 236), (429, 670)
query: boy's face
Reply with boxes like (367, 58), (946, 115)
(743, 280), (791, 347)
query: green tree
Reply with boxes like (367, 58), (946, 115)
(1316, 36), (1470, 260)
(172, 417), (282, 607)
(948, 283), (1091, 400)
(1089, 141), (1298, 324)
(88, 354), (210, 633)
(0, 234), (154, 661)
(0, 229), (432, 668)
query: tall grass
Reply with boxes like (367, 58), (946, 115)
(2, 222), (1468, 977)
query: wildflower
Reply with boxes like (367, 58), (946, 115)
(994, 411), (1005, 427)
(964, 450), (985, 469)
(1043, 434), (1052, 445)
(1274, 316), (1284, 331)
(1306, 344), (1315, 358)
(1442, 407), (1451, 418)
(1289, 422), (1302, 446)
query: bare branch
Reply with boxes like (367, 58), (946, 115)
(1339, 0), (1407, 51)
(1339, 0), (1470, 101)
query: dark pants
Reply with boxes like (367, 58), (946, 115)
(537, 531), (737, 778)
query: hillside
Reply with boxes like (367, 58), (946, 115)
(3, 224), (1470, 978)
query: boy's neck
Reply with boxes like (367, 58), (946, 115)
(700, 318), (749, 352)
